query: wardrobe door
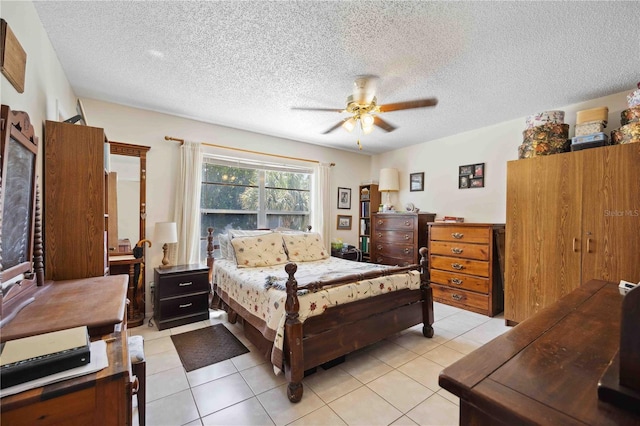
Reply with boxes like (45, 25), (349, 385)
(505, 153), (582, 324)
(580, 143), (640, 284)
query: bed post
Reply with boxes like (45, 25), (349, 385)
(419, 247), (434, 338)
(206, 227), (218, 310)
(284, 262), (304, 403)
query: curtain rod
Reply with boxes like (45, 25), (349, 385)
(164, 136), (335, 166)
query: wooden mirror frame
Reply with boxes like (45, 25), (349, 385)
(109, 141), (150, 249)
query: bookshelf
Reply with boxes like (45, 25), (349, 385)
(358, 183), (381, 262)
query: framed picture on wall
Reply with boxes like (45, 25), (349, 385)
(337, 187), (351, 209)
(410, 172), (424, 192)
(337, 215), (352, 230)
(459, 163), (485, 189)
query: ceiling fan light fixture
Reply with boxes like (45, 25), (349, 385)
(342, 117), (356, 132)
(361, 113), (375, 134)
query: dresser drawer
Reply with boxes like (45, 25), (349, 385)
(374, 242), (416, 259)
(430, 241), (489, 261)
(430, 226), (490, 244)
(430, 269), (490, 294)
(158, 292), (209, 319)
(372, 254), (414, 267)
(432, 283), (489, 312)
(157, 270), (209, 298)
(373, 215), (416, 230)
(430, 255), (489, 277)
(373, 230), (414, 244)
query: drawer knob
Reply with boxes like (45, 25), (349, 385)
(451, 278), (463, 285)
(451, 248), (463, 254)
(179, 303), (193, 308)
(179, 282), (193, 287)
(451, 263), (465, 270)
(404, 221), (411, 226)
(452, 294), (464, 301)
(452, 232), (464, 239)
(403, 248), (410, 254)
(404, 234), (410, 240)
(377, 245), (383, 250)
(377, 220), (383, 225)
(377, 233), (383, 238)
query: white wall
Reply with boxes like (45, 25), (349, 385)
(1, 1), (77, 172)
(373, 91), (629, 223)
(80, 99), (373, 314)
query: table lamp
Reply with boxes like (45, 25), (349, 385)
(379, 168), (399, 211)
(154, 222), (178, 269)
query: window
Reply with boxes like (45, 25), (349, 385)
(200, 157), (312, 257)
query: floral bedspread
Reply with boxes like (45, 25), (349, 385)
(213, 257), (422, 373)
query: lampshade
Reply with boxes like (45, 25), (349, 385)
(342, 117), (356, 132)
(154, 222), (178, 244)
(379, 168), (399, 192)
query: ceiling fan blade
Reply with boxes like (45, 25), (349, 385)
(322, 121), (345, 134)
(374, 116), (396, 132)
(292, 107), (344, 112)
(378, 98), (438, 112)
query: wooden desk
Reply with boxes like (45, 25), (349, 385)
(439, 279), (640, 425)
(1, 276), (132, 425)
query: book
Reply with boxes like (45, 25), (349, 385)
(0, 326), (91, 389)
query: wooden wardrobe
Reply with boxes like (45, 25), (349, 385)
(505, 142), (640, 325)
(44, 120), (108, 280)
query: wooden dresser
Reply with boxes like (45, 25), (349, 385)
(370, 212), (435, 266)
(154, 264), (210, 330)
(1, 276), (132, 425)
(439, 280), (640, 425)
(428, 223), (504, 316)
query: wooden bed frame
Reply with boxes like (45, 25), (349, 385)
(206, 228), (434, 403)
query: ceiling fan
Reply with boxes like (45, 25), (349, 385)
(292, 75), (438, 149)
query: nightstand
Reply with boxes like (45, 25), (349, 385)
(331, 249), (359, 261)
(154, 264), (210, 330)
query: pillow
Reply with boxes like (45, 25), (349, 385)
(218, 234), (230, 259)
(227, 230), (272, 262)
(282, 232), (330, 262)
(229, 229), (272, 238)
(230, 232), (287, 268)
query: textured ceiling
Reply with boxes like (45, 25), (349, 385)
(33, 1), (640, 155)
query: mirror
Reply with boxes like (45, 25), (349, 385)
(108, 141), (150, 254)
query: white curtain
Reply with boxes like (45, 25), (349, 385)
(312, 163), (332, 249)
(174, 141), (203, 265)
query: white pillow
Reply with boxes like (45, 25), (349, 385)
(218, 234), (230, 259)
(282, 232), (329, 262)
(230, 233), (287, 268)
(229, 229), (273, 238)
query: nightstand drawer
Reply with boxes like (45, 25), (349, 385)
(430, 255), (489, 277)
(432, 283), (489, 312)
(158, 292), (209, 319)
(157, 270), (209, 298)
(373, 216), (416, 230)
(430, 226), (490, 244)
(430, 269), (490, 294)
(430, 241), (489, 261)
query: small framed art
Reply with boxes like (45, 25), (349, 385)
(459, 163), (485, 189)
(410, 172), (424, 192)
(337, 215), (352, 230)
(337, 187), (351, 209)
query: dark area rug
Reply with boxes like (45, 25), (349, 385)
(170, 324), (249, 372)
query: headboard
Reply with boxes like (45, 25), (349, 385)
(1, 105), (44, 323)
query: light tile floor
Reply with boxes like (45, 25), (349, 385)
(129, 303), (511, 426)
